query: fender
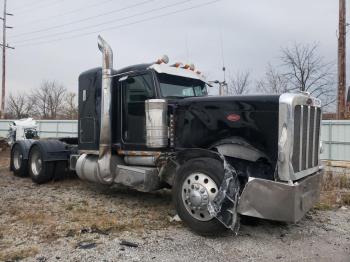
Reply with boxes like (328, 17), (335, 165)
(160, 148), (222, 186)
(11, 139), (35, 160)
(210, 137), (269, 163)
(175, 148), (222, 164)
(29, 140), (70, 162)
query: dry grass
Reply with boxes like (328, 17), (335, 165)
(0, 246), (39, 261)
(317, 171), (350, 209)
(322, 171), (350, 191)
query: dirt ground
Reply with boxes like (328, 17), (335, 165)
(0, 149), (349, 262)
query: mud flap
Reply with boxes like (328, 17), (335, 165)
(207, 157), (240, 234)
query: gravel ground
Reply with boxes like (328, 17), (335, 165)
(0, 149), (349, 262)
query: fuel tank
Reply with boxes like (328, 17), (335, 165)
(171, 95), (280, 163)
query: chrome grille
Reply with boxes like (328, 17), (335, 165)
(292, 105), (321, 173)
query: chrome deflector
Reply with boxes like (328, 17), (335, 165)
(237, 170), (323, 222)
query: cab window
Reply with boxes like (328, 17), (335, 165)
(122, 73), (154, 143)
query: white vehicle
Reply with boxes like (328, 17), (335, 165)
(7, 118), (39, 146)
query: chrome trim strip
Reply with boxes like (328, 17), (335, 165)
(299, 105), (304, 171)
(306, 106), (311, 169)
(78, 150), (99, 155)
(312, 108), (317, 167)
(293, 166), (321, 180)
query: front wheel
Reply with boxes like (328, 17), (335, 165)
(173, 157), (227, 235)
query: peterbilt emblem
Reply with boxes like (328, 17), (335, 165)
(227, 114), (240, 122)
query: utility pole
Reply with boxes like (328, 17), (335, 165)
(337, 0), (346, 119)
(0, 0), (14, 119)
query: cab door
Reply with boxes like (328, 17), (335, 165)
(120, 72), (155, 146)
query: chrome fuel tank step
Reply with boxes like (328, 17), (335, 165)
(114, 165), (161, 192)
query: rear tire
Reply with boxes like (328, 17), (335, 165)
(28, 146), (54, 184)
(173, 157), (227, 235)
(11, 144), (28, 177)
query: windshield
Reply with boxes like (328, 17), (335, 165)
(157, 73), (207, 98)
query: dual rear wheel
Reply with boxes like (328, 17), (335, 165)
(11, 145), (65, 184)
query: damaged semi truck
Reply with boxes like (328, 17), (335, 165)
(10, 36), (323, 234)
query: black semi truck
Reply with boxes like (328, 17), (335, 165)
(10, 36), (323, 234)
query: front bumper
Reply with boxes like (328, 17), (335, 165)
(237, 170), (323, 222)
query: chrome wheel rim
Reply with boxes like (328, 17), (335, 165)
(181, 172), (219, 221)
(13, 149), (22, 170)
(30, 151), (42, 176)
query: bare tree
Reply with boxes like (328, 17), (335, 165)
(227, 71), (251, 95)
(281, 43), (336, 107)
(62, 92), (78, 119)
(6, 93), (31, 119)
(257, 63), (289, 94)
(31, 80), (67, 119)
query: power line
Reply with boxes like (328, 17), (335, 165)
(16, 0), (222, 47)
(11, 0), (47, 10)
(13, 0), (63, 14)
(12, 0), (156, 39)
(13, 0), (115, 27)
(14, 0), (194, 44)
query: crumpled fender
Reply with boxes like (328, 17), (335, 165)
(210, 137), (269, 162)
(160, 148), (222, 186)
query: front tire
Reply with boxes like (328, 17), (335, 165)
(173, 157), (227, 235)
(11, 144), (28, 177)
(28, 146), (54, 184)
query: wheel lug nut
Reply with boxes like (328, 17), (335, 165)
(200, 189), (205, 194)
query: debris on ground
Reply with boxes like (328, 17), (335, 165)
(76, 241), (97, 250)
(120, 240), (139, 248)
(168, 214), (182, 222)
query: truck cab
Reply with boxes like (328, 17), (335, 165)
(78, 62), (208, 152)
(10, 36), (323, 235)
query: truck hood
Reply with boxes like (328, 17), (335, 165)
(171, 94), (281, 165)
(169, 94), (281, 112)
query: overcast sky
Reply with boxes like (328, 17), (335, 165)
(3, 0), (341, 96)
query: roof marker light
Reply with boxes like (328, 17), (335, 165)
(182, 63), (195, 71)
(156, 55), (169, 64)
(171, 62), (183, 68)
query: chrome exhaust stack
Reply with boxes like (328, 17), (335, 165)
(76, 35), (117, 184)
(96, 35), (114, 183)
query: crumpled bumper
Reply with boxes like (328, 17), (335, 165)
(237, 170), (323, 223)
